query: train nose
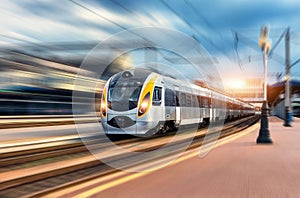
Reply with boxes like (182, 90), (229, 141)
(107, 115), (136, 128)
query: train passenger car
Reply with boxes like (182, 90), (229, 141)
(100, 69), (254, 136)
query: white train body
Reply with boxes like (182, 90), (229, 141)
(100, 69), (254, 135)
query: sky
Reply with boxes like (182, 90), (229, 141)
(1, 0), (300, 86)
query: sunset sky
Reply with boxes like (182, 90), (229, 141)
(1, 0), (300, 86)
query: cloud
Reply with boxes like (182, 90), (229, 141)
(0, 0), (185, 44)
(0, 0), (299, 78)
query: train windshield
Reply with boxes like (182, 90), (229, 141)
(107, 70), (151, 111)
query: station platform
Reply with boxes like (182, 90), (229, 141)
(98, 117), (300, 197)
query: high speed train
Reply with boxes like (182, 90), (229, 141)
(100, 69), (255, 136)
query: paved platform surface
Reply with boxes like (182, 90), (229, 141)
(99, 117), (300, 197)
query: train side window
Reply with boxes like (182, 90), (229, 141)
(208, 97), (212, 108)
(165, 88), (176, 106)
(211, 98), (216, 108)
(202, 96), (211, 108)
(197, 96), (202, 108)
(153, 86), (162, 106)
(227, 102), (232, 109)
(202, 97), (208, 108)
(218, 99), (222, 108)
(219, 99), (225, 108)
(192, 95), (197, 107)
(180, 93), (186, 107)
(233, 103), (237, 109)
(213, 99), (221, 108)
(186, 94), (192, 107)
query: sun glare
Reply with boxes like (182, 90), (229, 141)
(225, 79), (247, 89)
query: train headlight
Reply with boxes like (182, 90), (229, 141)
(100, 85), (107, 118)
(137, 75), (157, 118)
(101, 100), (107, 117)
(138, 92), (150, 117)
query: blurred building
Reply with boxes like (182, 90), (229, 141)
(0, 44), (132, 115)
(270, 80), (300, 118)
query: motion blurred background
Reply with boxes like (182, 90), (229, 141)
(1, 0), (300, 117)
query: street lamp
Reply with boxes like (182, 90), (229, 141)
(284, 27), (292, 127)
(257, 26), (273, 144)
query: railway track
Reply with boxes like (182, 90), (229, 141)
(0, 115), (259, 197)
(0, 115), (95, 129)
(0, 134), (122, 168)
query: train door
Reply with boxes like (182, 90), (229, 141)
(173, 87), (180, 127)
(153, 86), (163, 121)
(175, 91), (180, 127)
(209, 95), (213, 122)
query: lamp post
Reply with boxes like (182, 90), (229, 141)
(284, 27), (292, 127)
(257, 26), (273, 144)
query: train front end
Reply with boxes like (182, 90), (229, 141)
(100, 69), (162, 135)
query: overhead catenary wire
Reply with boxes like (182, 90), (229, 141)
(232, 31), (245, 71)
(159, 0), (232, 62)
(268, 28), (287, 59)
